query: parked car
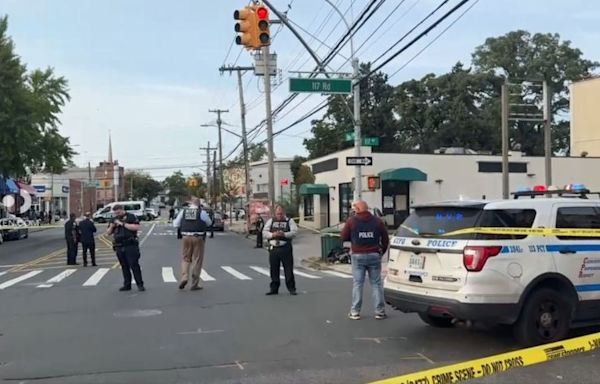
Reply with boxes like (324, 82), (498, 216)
(0, 217), (29, 241)
(212, 212), (225, 231)
(144, 208), (158, 221)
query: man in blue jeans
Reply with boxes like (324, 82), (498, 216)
(341, 200), (390, 320)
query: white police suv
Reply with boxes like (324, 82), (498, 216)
(384, 186), (600, 345)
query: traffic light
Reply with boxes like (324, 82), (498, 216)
(367, 176), (380, 191)
(255, 5), (270, 47)
(234, 6), (258, 49)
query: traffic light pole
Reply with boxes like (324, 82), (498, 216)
(262, 45), (276, 212)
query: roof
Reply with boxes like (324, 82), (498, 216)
(250, 158), (294, 167)
(299, 184), (329, 195)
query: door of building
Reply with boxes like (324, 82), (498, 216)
(381, 180), (409, 229)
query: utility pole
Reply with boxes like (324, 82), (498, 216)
(200, 142), (218, 207)
(213, 150), (218, 209)
(219, 65), (254, 209)
(262, 45), (276, 212)
(501, 82), (509, 199)
(207, 109), (229, 213)
(88, 162), (93, 212)
(543, 81), (552, 186)
(352, 58), (362, 200)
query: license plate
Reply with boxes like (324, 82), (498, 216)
(409, 254), (425, 270)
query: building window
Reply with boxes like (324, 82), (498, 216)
(303, 195), (314, 221)
(478, 161), (527, 173)
(312, 158), (338, 174)
(339, 182), (353, 222)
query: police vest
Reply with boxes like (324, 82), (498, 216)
(350, 216), (380, 247)
(180, 207), (207, 233)
(113, 213), (138, 244)
(270, 218), (291, 244)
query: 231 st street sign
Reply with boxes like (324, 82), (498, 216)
(289, 78), (352, 94)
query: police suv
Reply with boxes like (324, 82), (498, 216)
(384, 186), (600, 345)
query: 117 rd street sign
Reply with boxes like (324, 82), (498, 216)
(346, 156), (373, 166)
(289, 78), (352, 94)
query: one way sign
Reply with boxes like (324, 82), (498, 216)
(346, 156), (373, 166)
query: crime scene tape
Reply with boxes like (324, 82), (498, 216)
(370, 331), (600, 384)
(401, 225), (600, 238)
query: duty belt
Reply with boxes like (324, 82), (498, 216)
(182, 232), (206, 237)
(269, 239), (288, 247)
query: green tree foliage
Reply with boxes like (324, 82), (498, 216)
(0, 16), (75, 177)
(163, 171), (188, 205)
(472, 30), (598, 155)
(125, 172), (163, 203)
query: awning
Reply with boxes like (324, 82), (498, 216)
(299, 183), (329, 195)
(379, 167), (427, 182)
(17, 182), (37, 196)
(0, 178), (19, 194)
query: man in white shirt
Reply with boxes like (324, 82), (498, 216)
(262, 205), (298, 295)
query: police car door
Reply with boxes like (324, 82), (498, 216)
(551, 203), (600, 319)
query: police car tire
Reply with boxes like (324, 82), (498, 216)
(418, 312), (455, 328)
(513, 288), (572, 346)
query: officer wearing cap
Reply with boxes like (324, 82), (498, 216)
(107, 204), (145, 292)
(263, 205), (298, 296)
(173, 198), (212, 291)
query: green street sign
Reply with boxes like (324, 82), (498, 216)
(344, 132), (379, 146)
(289, 78), (352, 94)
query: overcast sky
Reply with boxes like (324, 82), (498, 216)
(2, 0), (599, 180)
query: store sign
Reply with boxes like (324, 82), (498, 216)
(62, 186), (69, 193)
(33, 185), (46, 193)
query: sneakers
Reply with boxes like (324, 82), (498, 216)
(375, 313), (387, 320)
(348, 313), (361, 320)
(289, 291), (298, 296)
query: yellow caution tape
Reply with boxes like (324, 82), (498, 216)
(400, 225), (600, 238)
(370, 331), (600, 384)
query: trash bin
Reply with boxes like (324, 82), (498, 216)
(320, 227), (342, 260)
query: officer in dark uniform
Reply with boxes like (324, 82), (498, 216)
(208, 209), (215, 238)
(107, 204), (145, 292)
(263, 205), (298, 296)
(79, 212), (97, 266)
(64, 213), (79, 265)
(255, 214), (264, 248)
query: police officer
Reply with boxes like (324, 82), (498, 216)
(107, 204), (145, 292)
(79, 212), (97, 267)
(255, 214), (264, 248)
(263, 205), (298, 296)
(64, 213), (79, 265)
(340, 200), (389, 320)
(208, 209), (215, 239)
(173, 198), (212, 291)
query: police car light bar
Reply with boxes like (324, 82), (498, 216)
(512, 188), (599, 199)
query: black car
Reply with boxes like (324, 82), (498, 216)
(0, 218), (29, 241)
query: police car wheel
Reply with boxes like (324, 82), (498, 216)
(514, 288), (572, 346)
(418, 312), (455, 328)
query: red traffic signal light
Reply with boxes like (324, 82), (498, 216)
(255, 6), (270, 46)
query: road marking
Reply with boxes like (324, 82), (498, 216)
(221, 266), (252, 280)
(162, 267), (177, 283)
(37, 269), (77, 288)
(417, 352), (435, 365)
(83, 268), (111, 286)
(8, 248), (65, 272)
(176, 328), (225, 335)
(291, 269), (321, 279)
(322, 270), (353, 278)
(250, 266), (283, 278)
(0, 271), (6, 277)
(200, 269), (215, 281)
(140, 223), (156, 246)
(0, 270), (43, 290)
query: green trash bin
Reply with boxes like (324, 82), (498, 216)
(320, 227), (343, 260)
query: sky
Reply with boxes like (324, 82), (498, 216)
(1, 0), (600, 180)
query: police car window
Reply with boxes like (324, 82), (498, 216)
(556, 206), (600, 240)
(476, 209), (536, 240)
(395, 207), (482, 239)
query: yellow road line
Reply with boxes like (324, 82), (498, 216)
(8, 248), (66, 273)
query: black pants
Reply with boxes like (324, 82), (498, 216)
(269, 244), (296, 293)
(82, 241), (96, 265)
(116, 245), (144, 288)
(256, 231), (263, 248)
(66, 238), (77, 265)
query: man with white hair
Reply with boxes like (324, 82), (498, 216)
(173, 197), (212, 291)
(262, 205), (298, 296)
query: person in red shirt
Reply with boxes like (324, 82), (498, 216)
(340, 200), (389, 320)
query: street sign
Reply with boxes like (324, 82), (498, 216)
(289, 78), (352, 94)
(344, 132), (380, 146)
(280, 178), (289, 186)
(346, 156), (373, 166)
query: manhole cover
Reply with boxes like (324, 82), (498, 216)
(113, 309), (162, 318)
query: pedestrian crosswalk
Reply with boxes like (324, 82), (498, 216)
(0, 265), (352, 290)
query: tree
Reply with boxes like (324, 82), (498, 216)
(304, 63), (398, 158)
(0, 16), (75, 177)
(162, 171), (188, 205)
(187, 172), (206, 199)
(472, 30), (598, 154)
(124, 172), (163, 203)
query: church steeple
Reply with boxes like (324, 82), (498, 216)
(108, 131), (113, 164)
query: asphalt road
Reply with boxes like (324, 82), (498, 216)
(1, 222), (599, 384)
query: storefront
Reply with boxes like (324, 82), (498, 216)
(31, 174), (70, 218)
(298, 184), (330, 230)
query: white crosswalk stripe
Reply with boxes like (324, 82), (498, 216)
(322, 270), (353, 279)
(287, 269), (321, 279)
(200, 269), (215, 281)
(83, 268), (110, 286)
(0, 270), (43, 290)
(250, 265), (283, 278)
(221, 266), (252, 280)
(37, 269), (77, 288)
(162, 267), (177, 283)
(0, 271), (6, 278)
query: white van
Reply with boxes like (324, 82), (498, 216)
(93, 201), (146, 223)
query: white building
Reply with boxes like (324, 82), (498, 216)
(250, 158), (294, 202)
(299, 146), (600, 230)
(31, 174), (70, 215)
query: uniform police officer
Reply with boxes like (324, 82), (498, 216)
(107, 204), (145, 292)
(255, 214), (264, 248)
(263, 206), (298, 295)
(340, 200), (389, 320)
(173, 198), (212, 291)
